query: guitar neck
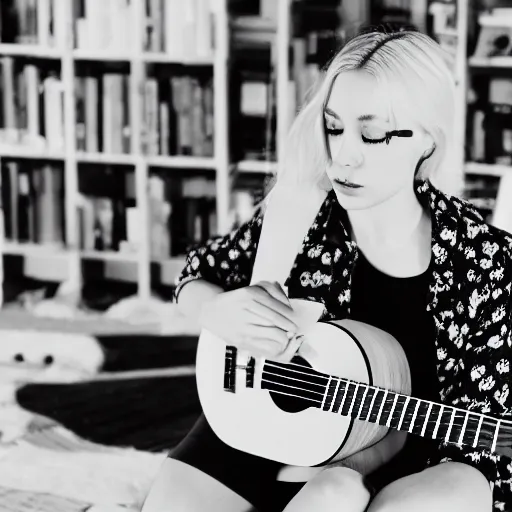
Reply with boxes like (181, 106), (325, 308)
(324, 377), (502, 451)
(263, 361), (509, 455)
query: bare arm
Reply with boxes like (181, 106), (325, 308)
(176, 279), (223, 324)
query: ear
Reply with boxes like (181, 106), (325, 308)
(420, 131), (436, 159)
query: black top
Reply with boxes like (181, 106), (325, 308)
(350, 249), (440, 485)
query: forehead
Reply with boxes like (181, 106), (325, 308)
(325, 70), (391, 121)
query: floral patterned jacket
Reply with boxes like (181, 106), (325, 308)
(175, 179), (512, 511)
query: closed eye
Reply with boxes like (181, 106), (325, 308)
(325, 127), (387, 145)
(362, 134), (386, 144)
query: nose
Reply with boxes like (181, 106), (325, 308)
(329, 132), (364, 168)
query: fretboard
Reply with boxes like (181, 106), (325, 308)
(261, 360), (507, 454)
(322, 377), (500, 452)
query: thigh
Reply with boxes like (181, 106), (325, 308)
(282, 467), (371, 512)
(141, 457), (255, 512)
(166, 413), (303, 512)
(367, 462), (493, 512)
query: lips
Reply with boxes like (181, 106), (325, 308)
(335, 179), (363, 189)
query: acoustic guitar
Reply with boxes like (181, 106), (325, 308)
(196, 315), (512, 469)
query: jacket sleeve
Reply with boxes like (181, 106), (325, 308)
(424, 267), (512, 511)
(174, 209), (264, 302)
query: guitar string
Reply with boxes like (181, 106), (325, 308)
(262, 361), (512, 428)
(259, 382), (498, 448)
(259, 368), (505, 434)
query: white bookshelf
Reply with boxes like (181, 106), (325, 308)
(0, 0), (230, 306)
(458, 0), (512, 230)
(6, 0), (459, 309)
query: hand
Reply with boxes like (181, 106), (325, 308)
(199, 281), (300, 361)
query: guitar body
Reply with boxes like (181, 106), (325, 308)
(196, 318), (411, 468)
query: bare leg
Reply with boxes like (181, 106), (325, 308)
(282, 467), (371, 512)
(367, 462), (493, 512)
(140, 458), (256, 512)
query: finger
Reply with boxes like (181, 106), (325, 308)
(250, 290), (298, 327)
(248, 326), (290, 350)
(278, 333), (304, 363)
(253, 281), (293, 310)
(245, 339), (282, 357)
(262, 281), (291, 305)
(245, 302), (298, 332)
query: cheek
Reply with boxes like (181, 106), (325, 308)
(367, 146), (419, 175)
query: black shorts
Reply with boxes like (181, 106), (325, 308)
(170, 413), (434, 512)
(170, 414), (304, 511)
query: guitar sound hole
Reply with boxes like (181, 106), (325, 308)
(268, 355), (314, 413)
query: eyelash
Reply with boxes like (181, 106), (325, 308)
(325, 127), (386, 145)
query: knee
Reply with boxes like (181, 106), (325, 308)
(283, 466), (371, 512)
(368, 462), (492, 512)
(442, 462), (491, 490)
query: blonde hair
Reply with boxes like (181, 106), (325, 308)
(275, 30), (461, 196)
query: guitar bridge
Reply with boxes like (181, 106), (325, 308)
(224, 346), (255, 392)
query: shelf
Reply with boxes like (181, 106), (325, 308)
(143, 52), (214, 65)
(0, 43), (63, 59)
(77, 152), (135, 165)
(81, 250), (139, 262)
(146, 155), (216, 169)
(236, 160), (277, 174)
(3, 242), (71, 282)
(231, 16), (276, 32)
(469, 56), (512, 69)
(3, 241), (68, 257)
(0, 150), (217, 169)
(72, 49), (132, 62)
(465, 162), (512, 177)
(0, 146), (65, 161)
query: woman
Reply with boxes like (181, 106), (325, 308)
(141, 29), (510, 512)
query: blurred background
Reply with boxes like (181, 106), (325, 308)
(0, 1), (510, 511)
(1, 0), (511, 324)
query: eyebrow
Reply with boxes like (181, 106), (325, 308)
(324, 107), (388, 123)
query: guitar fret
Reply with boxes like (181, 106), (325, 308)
(338, 383), (349, 413)
(409, 400), (421, 434)
(433, 405), (444, 438)
(474, 415), (484, 449)
(376, 390), (389, 424)
(321, 377), (332, 410)
(444, 408), (456, 443)
(458, 411), (470, 446)
(492, 420), (501, 453)
(357, 387), (369, 419)
(421, 402), (433, 437)
(386, 394), (400, 428)
(366, 388), (378, 421)
(330, 379), (341, 412)
(332, 380), (346, 414)
(397, 396), (410, 431)
(347, 384), (360, 417)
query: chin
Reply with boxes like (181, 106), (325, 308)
(333, 190), (375, 211)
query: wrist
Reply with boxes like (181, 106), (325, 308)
(198, 293), (219, 328)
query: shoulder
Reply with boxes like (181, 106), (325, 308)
(438, 188), (512, 264)
(458, 208), (512, 268)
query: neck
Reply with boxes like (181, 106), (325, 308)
(347, 185), (426, 251)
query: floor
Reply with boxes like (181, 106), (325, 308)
(16, 333), (202, 454)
